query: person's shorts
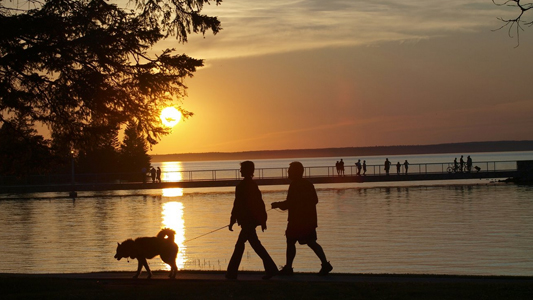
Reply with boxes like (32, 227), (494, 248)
(286, 227), (317, 245)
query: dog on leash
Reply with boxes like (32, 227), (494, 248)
(114, 228), (178, 279)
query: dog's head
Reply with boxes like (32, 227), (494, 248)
(114, 239), (135, 260)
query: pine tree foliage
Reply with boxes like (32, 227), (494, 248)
(0, 0), (221, 148)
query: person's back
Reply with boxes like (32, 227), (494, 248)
(272, 161), (332, 276)
(285, 177), (318, 231)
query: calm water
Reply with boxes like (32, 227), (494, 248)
(1, 151), (533, 275)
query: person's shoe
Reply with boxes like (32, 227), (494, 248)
(278, 265), (294, 276)
(262, 269), (278, 280)
(318, 262), (333, 276)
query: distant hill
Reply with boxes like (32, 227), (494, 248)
(150, 140), (533, 162)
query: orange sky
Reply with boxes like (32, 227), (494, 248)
(148, 1), (533, 155)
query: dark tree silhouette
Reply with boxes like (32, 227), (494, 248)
(0, 0), (221, 153)
(0, 118), (56, 178)
(493, 0), (533, 45)
(119, 123), (151, 174)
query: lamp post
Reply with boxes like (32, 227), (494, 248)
(70, 150), (77, 198)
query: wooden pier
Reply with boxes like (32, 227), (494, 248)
(0, 169), (523, 194)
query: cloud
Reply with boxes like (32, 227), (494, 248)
(170, 0), (509, 59)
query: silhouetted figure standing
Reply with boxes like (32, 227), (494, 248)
(272, 161), (333, 276)
(454, 158), (458, 172)
(156, 167), (162, 183)
(335, 161), (340, 176)
(339, 159), (345, 176)
(404, 160), (409, 175)
(384, 158), (391, 175)
(226, 161), (278, 280)
(355, 159), (362, 175)
(363, 160), (367, 175)
(150, 167), (156, 183)
(460, 155), (465, 173)
(466, 156), (473, 173)
(141, 167), (147, 184)
(396, 162), (401, 175)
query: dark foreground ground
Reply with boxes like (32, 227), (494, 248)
(2, 271), (532, 300)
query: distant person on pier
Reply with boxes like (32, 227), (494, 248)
(396, 162), (401, 175)
(460, 155), (465, 173)
(404, 160), (409, 175)
(271, 161), (333, 276)
(150, 167), (156, 183)
(156, 167), (162, 183)
(363, 160), (367, 175)
(384, 158), (391, 175)
(339, 159), (345, 176)
(454, 158), (458, 173)
(466, 156), (473, 173)
(226, 161), (278, 280)
(355, 159), (362, 175)
(335, 161), (340, 176)
(141, 167), (147, 184)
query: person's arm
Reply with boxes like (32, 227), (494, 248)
(271, 200), (289, 210)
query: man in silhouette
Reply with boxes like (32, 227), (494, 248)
(226, 161), (278, 280)
(384, 158), (391, 175)
(272, 161), (333, 276)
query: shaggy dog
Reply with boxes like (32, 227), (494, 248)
(114, 228), (178, 279)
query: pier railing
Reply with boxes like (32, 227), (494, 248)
(0, 160), (520, 187)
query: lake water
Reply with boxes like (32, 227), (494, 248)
(1, 151), (533, 276)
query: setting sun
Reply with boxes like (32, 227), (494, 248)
(161, 107), (181, 127)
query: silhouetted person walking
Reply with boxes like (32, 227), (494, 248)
(226, 161), (278, 280)
(363, 160), (367, 175)
(272, 161), (333, 276)
(404, 160), (409, 175)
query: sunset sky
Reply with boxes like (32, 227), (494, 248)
(148, 0), (533, 155)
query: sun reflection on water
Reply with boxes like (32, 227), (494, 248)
(162, 201), (186, 270)
(162, 188), (183, 197)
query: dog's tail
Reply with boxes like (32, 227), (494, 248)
(157, 228), (176, 242)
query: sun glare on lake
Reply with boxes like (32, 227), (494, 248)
(162, 201), (186, 270)
(160, 107), (181, 127)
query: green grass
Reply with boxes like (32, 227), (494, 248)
(1, 275), (532, 300)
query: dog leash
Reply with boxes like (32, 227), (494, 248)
(183, 208), (280, 244)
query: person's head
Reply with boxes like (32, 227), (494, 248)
(240, 161), (255, 178)
(288, 161), (304, 180)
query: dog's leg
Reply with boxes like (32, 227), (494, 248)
(134, 259), (143, 279)
(141, 258), (152, 279)
(170, 263), (178, 279)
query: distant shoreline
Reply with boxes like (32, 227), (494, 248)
(151, 140), (533, 162)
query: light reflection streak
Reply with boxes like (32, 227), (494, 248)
(162, 201), (186, 270)
(161, 161), (183, 182)
(162, 188), (184, 197)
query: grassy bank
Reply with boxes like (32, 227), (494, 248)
(2, 275), (532, 300)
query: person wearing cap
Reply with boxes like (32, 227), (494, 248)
(226, 161), (278, 280)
